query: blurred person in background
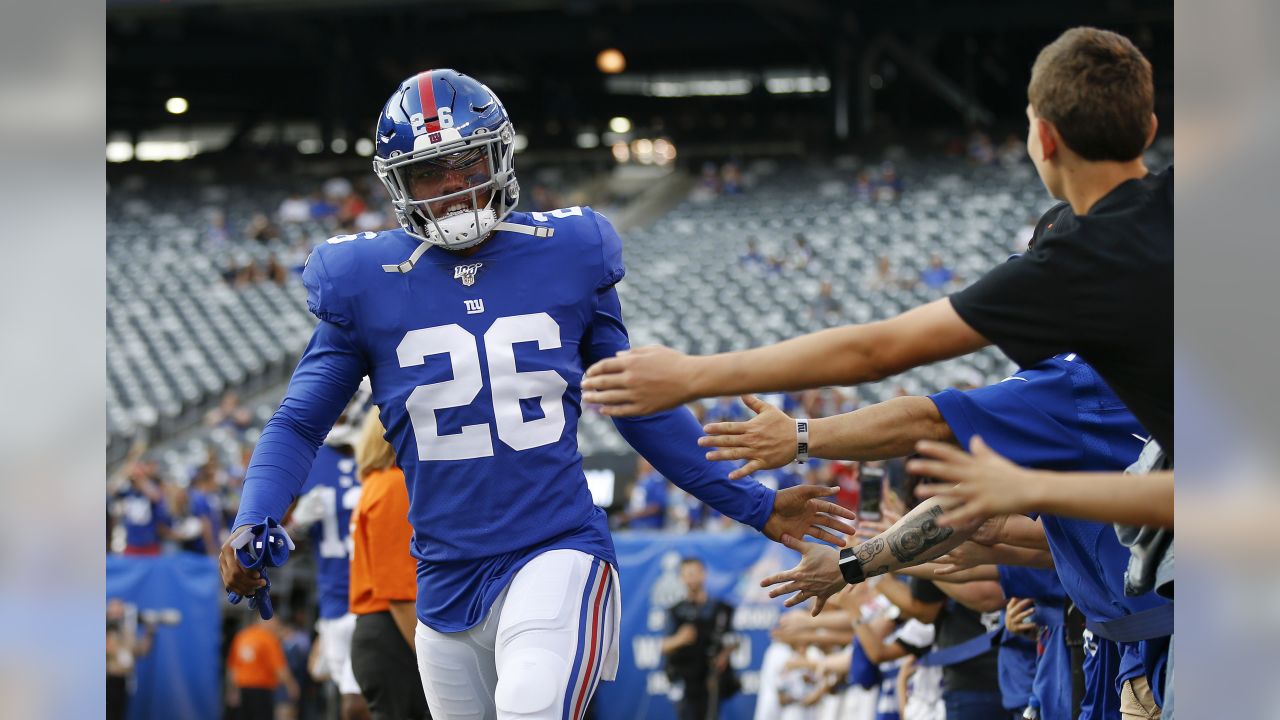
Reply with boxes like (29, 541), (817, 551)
(918, 255), (957, 292)
(106, 598), (156, 720)
(287, 382), (372, 720)
(280, 610), (316, 720)
(182, 461), (227, 557)
(278, 193), (311, 224)
(227, 608), (299, 720)
(206, 391), (254, 436)
(661, 557), (739, 720)
(109, 459), (172, 555)
(811, 280), (842, 323)
(348, 407), (429, 719)
(617, 457), (669, 530)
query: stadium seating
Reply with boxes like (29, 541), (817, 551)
(107, 139), (1173, 469)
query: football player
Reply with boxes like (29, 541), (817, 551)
(222, 69), (854, 720)
(287, 381), (372, 720)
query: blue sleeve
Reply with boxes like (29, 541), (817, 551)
(928, 369), (1086, 471)
(233, 319), (367, 530)
(849, 638), (883, 689)
(302, 245), (355, 327)
(584, 286), (775, 531)
(592, 208), (626, 290)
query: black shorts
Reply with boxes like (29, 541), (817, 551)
(351, 611), (430, 720)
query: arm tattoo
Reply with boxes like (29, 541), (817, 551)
(854, 538), (884, 566)
(888, 505), (954, 563)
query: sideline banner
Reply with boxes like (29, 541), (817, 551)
(595, 530), (800, 719)
(106, 553), (223, 720)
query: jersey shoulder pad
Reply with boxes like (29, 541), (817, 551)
(302, 230), (413, 326)
(521, 206), (625, 290)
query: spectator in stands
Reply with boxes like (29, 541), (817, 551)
(323, 176), (354, 203)
(661, 557), (739, 720)
(967, 131), (996, 166)
(720, 162), (744, 194)
(854, 170), (875, 203)
(705, 396), (747, 424)
(741, 238), (766, 270)
(792, 234), (814, 269)
(876, 163), (904, 202)
(182, 462), (225, 557)
(618, 457), (669, 530)
(348, 409), (429, 720)
(278, 193), (311, 224)
(810, 280), (842, 323)
(919, 254), (957, 291)
(206, 391), (254, 435)
(308, 191), (337, 221)
(338, 192), (368, 228)
(247, 212), (280, 244)
(111, 460), (172, 555)
(998, 134), (1026, 168)
(204, 208), (231, 247)
(106, 598), (155, 720)
(265, 253), (288, 286)
(865, 255), (901, 293)
(227, 611), (299, 720)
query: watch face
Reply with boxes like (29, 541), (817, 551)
(839, 547), (866, 584)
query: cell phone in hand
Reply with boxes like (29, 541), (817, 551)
(858, 466), (885, 521)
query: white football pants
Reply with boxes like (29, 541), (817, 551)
(415, 549), (620, 720)
(316, 612), (362, 696)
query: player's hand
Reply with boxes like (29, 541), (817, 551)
(220, 530), (267, 598)
(909, 437), (1037, 528)
(698, 394), (795, 479)
(582, 346), (694, 416)
(759, 534), (846, 616)
(764, 485), (858, 547)
(1005, 597), (1037, 637)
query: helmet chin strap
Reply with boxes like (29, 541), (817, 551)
(381, 220), (554, 274)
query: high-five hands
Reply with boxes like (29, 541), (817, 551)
(582, 346), (694, 417)
(698, 394), (797, 480)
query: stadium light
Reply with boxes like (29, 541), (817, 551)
(596, 48), (626, 74)
(610, 142), (629, 163)
(105, 141), (134, 163)
(608, 116), (632, 134)
(354, 137), (374, 157)
(575, 131), (600, 149)
(331, 138), (348, 154)
(513, 133), (529, 152)
(165, 97), (188, 115)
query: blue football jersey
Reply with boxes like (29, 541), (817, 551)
(297, 444), (360, 619)
(929, 354), (1170, 714)
(235, 207), (774, 632)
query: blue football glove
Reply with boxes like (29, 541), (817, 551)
(226, 518), (294, 620)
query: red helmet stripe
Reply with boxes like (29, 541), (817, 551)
(417, 70), (442, 134)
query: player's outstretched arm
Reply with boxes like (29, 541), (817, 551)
(584, 285), (855, 544)
(222, 320), (366, 595)
(699, 393), (954, 479)
(583, 298), (989, 416)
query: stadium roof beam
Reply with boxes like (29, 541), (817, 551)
(857, 32), (994, 134)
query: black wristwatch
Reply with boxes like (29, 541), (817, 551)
(838, 547), (867, 585)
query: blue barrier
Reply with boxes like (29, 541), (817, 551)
(106, 553), (223, 720)
(596, 531), (800, 720)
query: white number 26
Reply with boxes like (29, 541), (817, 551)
(396, 313), (568, 461)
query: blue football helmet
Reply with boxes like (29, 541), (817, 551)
(373, 69), (519, 250)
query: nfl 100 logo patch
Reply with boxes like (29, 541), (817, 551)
(453, 262), (483, 287)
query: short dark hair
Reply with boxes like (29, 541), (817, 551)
(679, 556), (704, 569)
(1028, 27), (1154, 162)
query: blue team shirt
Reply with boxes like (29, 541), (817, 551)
(929, 354), (1171, 714)
(626, 471), (668, 530)
(297, 444), (360, 619)
(234, 208), (775, 631)
(183, 489), (223, 555)
(998, 565), (1071, 719)
(118, 487), (170, 549)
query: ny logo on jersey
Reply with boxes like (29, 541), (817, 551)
(464, 298), (485, 315)
(454, 262), (483, 287)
